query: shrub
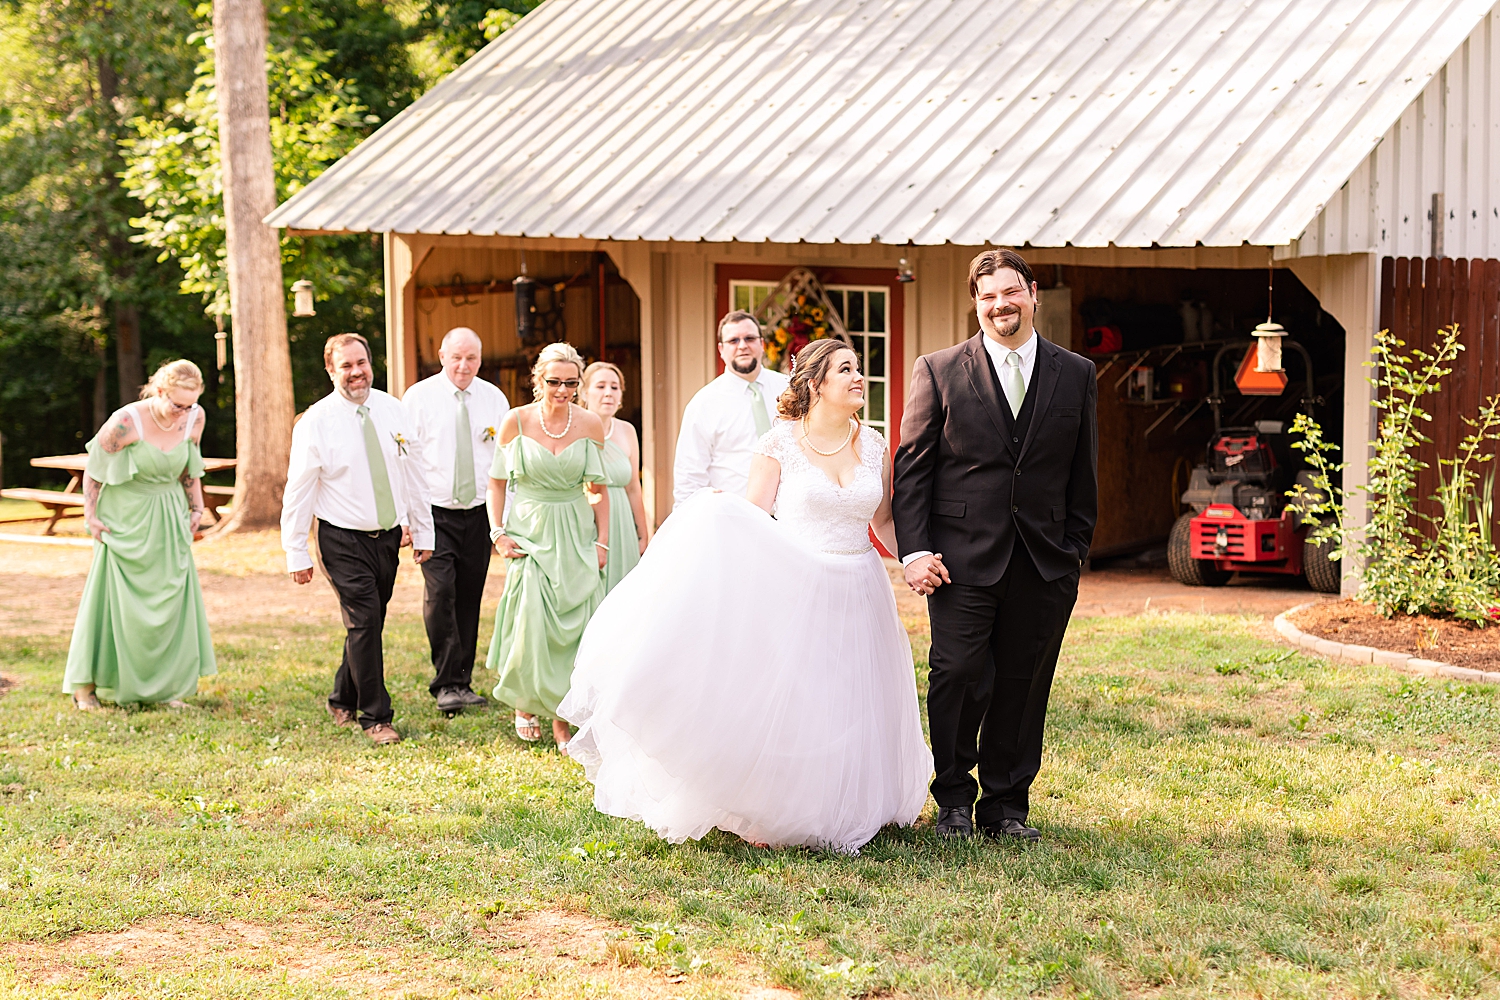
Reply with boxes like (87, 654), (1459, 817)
(1291, 325), (1500, 624)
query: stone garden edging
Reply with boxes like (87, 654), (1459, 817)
(1273, 601), (1500, 685)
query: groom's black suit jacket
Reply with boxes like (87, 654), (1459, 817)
(893, 333), (1098, 586)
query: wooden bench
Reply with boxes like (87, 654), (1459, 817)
(0, 487), (85, 534)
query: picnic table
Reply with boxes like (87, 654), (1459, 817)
(2, 454), (237, 535)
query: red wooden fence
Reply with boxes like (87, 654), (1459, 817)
(1378, 257), (1500, 533)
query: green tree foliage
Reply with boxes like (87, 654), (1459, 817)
(0, 0), (529, 487)
(0, 0), (210, 483)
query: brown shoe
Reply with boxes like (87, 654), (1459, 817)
(365, 723), (402, 745)
(327, 704), (357, 726)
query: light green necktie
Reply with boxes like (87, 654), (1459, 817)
(747, 381), (772, 437)
(452, 389), (476, 506)
(358, 404), (398, 529)
(1000, 352), (1026, 419)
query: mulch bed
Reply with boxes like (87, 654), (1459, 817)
(1289, 600), (1500, 672)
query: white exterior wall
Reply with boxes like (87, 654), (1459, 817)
(1298, 8), (1500, 260)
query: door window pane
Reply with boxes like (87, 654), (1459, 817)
(867, 334), (885, 375)
(826, 289), (845, 325)
(867, 380), (885, 423)
(846, 291), (865, 332)
(868, 290), (886, 332)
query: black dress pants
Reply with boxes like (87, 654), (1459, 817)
(318, 520), (400, 729)
(421, 504), (492, 696)
(926, 545), (1079, 826)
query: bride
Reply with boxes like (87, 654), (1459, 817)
(558, 338), (933, 853)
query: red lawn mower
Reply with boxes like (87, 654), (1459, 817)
(1167, 339), (1341, 594)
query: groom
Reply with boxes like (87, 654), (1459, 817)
(893, 249), (1097, 842)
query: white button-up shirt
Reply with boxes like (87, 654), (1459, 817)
(281, 388), (435, 572)
(981, 328), (1038, 391)
(901, 329), (1040, 568)
(672, 366), (791, 507)
(401, 371), (510, 511)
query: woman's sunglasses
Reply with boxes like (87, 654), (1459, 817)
(543, 378), (581, 389)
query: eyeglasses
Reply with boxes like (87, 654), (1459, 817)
(162, 399), (195, 413)
(723, 335), (762, 347)
(543, 378), (581, 389)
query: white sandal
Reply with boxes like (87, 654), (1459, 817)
(515, 712), (541, 742)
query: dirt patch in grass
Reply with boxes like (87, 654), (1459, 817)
(1290, 599), (1500, 671)
(0, 911), (798, 999)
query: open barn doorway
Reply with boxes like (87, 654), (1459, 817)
(410, 248), (643, 426)
(1040, 264), (1345, 573)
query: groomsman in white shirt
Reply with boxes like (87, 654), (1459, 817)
(672, 310), (790, 507)
(402, 327), (510, 716)
(282, 333), (434, 745)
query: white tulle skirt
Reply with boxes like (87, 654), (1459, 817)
(558, 491), (933, 853)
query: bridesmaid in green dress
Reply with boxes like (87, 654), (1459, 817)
(487, 342), (610, 751)
(581, 362), (651, 591)
(65, 359), (217, 710)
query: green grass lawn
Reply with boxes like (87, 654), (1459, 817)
(1, 611), (1498, 998)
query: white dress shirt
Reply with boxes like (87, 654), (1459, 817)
(672, 366), (791, 507)
(281, 388), (435, 572)
(402, 371), (510, 510)
(981, 328), (1038, 391)
(902, 329), (1039, 568)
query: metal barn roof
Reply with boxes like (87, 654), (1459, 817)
(266, 0), (1497, 248)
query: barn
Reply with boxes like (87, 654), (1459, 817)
(267, 0), (1500, 593)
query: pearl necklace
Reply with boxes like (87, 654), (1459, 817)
(801, 416), (855, 456)
(147, 400), (180, 433)
(539, 403), (572, 439)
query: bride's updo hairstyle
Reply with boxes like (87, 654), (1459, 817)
(776, 338), (856, 420)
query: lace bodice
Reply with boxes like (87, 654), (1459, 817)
(754, 420), (884, 554)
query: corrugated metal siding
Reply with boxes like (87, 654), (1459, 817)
(267, 0), (1498, 249)
(1298, 8), (1500, 258)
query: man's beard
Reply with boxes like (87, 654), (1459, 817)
(729, 355), (759, 375)
(989, 310), (1022, 338)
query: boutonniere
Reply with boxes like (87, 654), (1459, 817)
(391, 432), (409, 457)
(482, 426), (497, 443)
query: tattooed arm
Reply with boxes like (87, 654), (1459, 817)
(98, 408), (140, 454)
(180, 469), (205, 534)
(83, 474), (108, 541)
(182, 406), (207, 534)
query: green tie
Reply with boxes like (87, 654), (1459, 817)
(747, 381), (772, 438)
(1001, 352), (1026, 419)
(358, 404), (398, 529)
(452, 389), (476, 506)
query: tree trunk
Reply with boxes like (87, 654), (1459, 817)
(114, 303), (144, 403)
(212, 0), (293, 532)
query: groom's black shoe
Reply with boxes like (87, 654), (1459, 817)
(981, 817), (1042, 843)
(935, 805), (974, 839)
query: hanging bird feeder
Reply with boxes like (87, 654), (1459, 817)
(291, 280), (316, 317)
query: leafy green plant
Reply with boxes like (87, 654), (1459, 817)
(1291, 325), (1500, 623)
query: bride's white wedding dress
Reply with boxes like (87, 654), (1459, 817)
(559, 421), (933, 853)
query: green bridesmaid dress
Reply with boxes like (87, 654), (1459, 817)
(488, 435), (606, 717)
(599, 439), (640, 593)
(63, 406), (217, 704)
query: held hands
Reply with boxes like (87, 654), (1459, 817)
(903, 553), (951, 596)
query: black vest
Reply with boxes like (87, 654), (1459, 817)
(984, 346), (1039, 455)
